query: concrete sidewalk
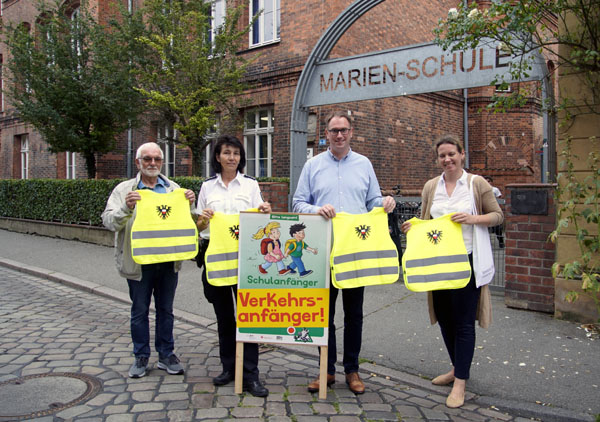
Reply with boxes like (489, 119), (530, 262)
(1, 229), (598, 421)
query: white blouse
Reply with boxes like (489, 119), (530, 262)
(429, 170), (474, 253)
(196, 172), (264, 240)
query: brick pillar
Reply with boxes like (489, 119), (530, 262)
(504, 184), (557, 313)
(258, 181), (289, 212)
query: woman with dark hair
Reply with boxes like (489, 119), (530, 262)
(401, 134), (502, 408)
(196, 134), (271, 397)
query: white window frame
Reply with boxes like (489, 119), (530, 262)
(204, 124), (219, 178)
(46, 27), (55, 66)
(249, 0), (280, 48)
(204, 142), (213, 178)
(157, 125), (176, 177)
(495, 83), (512, 93)
(1, 55), (4, 112)
(66, 151), (76, 179)
(243, 108), (273, 177)
(20, 135), (29, 179)
(70, 6), (81, 59)
(209, 0), (225, 46)
(21, 24), (33, 94)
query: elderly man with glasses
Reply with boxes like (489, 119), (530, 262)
(293, 111), (396, 394)
(102, 142), (196, 379)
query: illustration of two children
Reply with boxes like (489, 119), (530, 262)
(253, 222), (317, 278)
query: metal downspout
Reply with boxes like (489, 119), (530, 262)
(127, 126), (133, 178)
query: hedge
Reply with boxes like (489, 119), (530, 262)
(0, 177), (206, 226)
(0, 176), (288, 227)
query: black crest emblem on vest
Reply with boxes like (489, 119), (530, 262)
(427, 229), (443, 244)
(355, 224), (371, 240)
(156, 205), (172, 220)
(229, 224), (240, 240)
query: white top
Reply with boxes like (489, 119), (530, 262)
(430, 170), (474, 253)
(196, 172), (264, 239)
(492, 186), (502, 198)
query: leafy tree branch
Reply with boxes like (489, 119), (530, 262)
(2, 0), (145, 178)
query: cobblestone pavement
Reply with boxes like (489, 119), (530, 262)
(0, 266), (590, 422)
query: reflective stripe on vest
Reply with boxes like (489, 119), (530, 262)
(205, 212), (240, 286)
(131, 188), (198, 264)
(330, 207), (399, 288)
(402, 213), (471, 292)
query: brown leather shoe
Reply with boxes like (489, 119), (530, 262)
(307, 373), (335, 392)
(345, 372), (365, 394)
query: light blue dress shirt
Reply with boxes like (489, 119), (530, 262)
(137, 175), (168, 193)
(292, 148), (383, 214)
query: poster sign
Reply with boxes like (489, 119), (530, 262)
(237, 212), (331, 346)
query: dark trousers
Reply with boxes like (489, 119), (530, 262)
(127, 262), (178, 358)
(431, 255), (480, 380)
(327, 284), (365, 375)
(201, 266), (259, 382)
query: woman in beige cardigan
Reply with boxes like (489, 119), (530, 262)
(401, 135), (502, 408)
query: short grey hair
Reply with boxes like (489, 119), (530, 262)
(135, 142), (164, 160)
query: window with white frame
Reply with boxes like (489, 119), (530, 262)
(70, 6), (82, 59)
(495, 83), (512, 93)
(20, 23), (33, 94)
(45, 24), (55, 66)
(20, 135), (29, 179)
(250, 0), (280, 47)
(66, 151), (76, 179)
(157, 124), (176, 177)
(244, 108), (273, 177)
(209, 0), (225, 46)
(1, 55), (4, 113)
(204, 124), (219, 178)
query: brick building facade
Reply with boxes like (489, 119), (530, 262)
(0, 0), (554, 198)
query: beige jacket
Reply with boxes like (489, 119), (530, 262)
(421, 173), (503, 329)
(101, 173), (183, 281)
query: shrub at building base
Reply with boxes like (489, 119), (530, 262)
(0, 177), (286, 229)
(0, 178), (203, 226)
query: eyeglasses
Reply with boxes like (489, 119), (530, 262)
(327, 128), (350, 136)
(141, 156), (163, 163)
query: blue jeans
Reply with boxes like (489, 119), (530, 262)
(328, 285), (365, 375)
(261, 260), (285, 271)
(127, 262), (178, 359)
(288, 256), (306, 273)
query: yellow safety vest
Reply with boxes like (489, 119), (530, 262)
(402, 213), (471, 292)
(331, 207), (400, 289)
(205, 212), (241, 286)
(131, 188), (198, 264)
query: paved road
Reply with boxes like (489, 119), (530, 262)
(1, 229), (598, 420)
(0, 265), (592, 422)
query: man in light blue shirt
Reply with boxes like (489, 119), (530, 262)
(293, 111), (395, 394)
